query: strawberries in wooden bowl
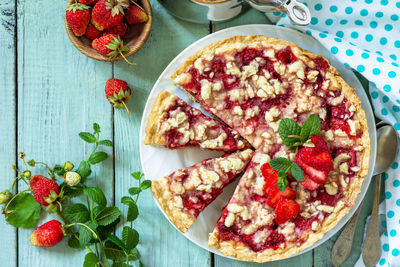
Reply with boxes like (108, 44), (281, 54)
(65, 0), (152, 63)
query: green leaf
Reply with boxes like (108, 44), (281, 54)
(93, 123), (101, 134)
(140, 180), (151, 190)
(5, 193), (41, 228)
(60, 184), (83, 198)
(62, 203), (90, 223)
(98, 140), (113, 146)
(79, 132), (97, 143)
(79, 221), (98, 248)
(54, 165), (66, 176)
(300, 114), (321, 141)
(111, 262), (128, 267)
(122, 226), (139, 250)
(269, 157), (292, 173)
(131, 172), (144, 181)
(84, 252), (99, 267)
(121, 196), (134, 206)
(77, 161), (91, 178)
(278, 118), (302, 148)
(84, 187), (107, 206)
(277, 177), (288, 192)
(108, 235), (126, 250)
(128, 187), (141, 196)
(291, 162), (304, 181)
(67, 235), (81, 249)
(127, 201), (138, 222)
(88, 152), (108, 164)
(104, 241), (127, 261)
(93, 205), (106, 218)
(95, 207), (120, 226)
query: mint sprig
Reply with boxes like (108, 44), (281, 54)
(269, 157), (304, 191)
(278, 114), (321, 149)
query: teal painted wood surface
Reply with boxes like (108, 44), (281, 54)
(0, 0), (376, 266)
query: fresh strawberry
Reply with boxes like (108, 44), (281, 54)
(295, 158), (328, 184)
(302, 135), (329, 156)
(266, 186), (296, 207)
(105, 78), (132, 114)
(300, 174), (320, 190)
(85, 23), (103, 40)
(79, 0), (99, 4)
(92, 34), (135, 65)
(30, 175), (60, 206)
(91, 0), (129, 31)
(275, 198), (300, 225)
(297, 149), (333, 173)
(125, 3), (148, 25)
(65, 2), (90, 36)
(104, 22), (127, 37)
(261, 163), (278, 189)
(30, 220), (64, 247)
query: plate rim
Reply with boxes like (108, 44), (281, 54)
(139, 24), (377, 261)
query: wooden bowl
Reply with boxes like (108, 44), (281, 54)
(65, 0), (152, 62)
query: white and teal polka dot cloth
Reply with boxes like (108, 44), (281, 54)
(267, 1), (400, 266)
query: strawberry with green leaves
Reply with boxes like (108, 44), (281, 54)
(105, 78), (132, 114)
(30, 175), (60, 207)
(92, 34), (135, 65)
(91, 0), (129, 31)
(30, 220), (64, 247)
(125, 3), (148, 24)
(65, 1), (91, 36)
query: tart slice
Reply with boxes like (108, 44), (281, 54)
(151, 149), (254, 232)
(144, 90), (248, 151)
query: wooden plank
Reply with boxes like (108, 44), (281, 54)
(112, 2), (212, 267)
(16, 1), (113, 266)
(0, 1), (17, 266)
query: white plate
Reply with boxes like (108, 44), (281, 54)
(139, 25), (377, 261)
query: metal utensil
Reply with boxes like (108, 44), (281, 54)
(331, 123), (397, 266)
(246, 0), (311, 26)
(362, 124), (398, 267)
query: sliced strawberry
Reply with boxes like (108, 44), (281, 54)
(300, 174), (320, 190)
(297, 160), (328, 184)
(261, 163), (279, 194)
(300, 150), (333, 172)
(266, 186), (295, 207)
(275, 198), (300, 225)
(302, 135), (329, 155)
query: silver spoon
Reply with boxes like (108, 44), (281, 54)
(363, 124), (398, 267)
(331, 124), (398, 266)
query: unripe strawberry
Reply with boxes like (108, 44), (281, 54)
(23, 170), (31, 178)
(64, 171), (81, 186)
(63, 161), (74, 171)
(0, 190), (12, 204)
(30, 220), (64, 247)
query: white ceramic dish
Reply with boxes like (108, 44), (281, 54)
(139, 24), (377, 261)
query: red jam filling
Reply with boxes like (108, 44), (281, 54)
(276, 47), (298, 64)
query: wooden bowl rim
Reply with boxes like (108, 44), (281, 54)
(65, 0), (152, 62)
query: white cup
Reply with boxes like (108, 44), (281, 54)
(191, 0), (242, 21)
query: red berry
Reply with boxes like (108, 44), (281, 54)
(30, 220), (64, 247)
(295, 157), (328, 184)
(30, 175), (60, 206)
(65, 3), (90, 36)
(79, 0), (98, 4)
(85, 23), (102, 40)
(91, 0), (128, 31)
(104, 22), (127, 37)
(275, 198), (300, 225)
(266, 186), (296, 208)
(125, 4), (148, 25)
(300, 174), (321, 190)
(105, 78), (132, 114)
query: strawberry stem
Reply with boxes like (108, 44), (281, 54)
(121, 100), (131, 115)
(119, 51), (136, 66)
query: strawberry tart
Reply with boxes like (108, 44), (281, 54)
(145, 35), (370, 262)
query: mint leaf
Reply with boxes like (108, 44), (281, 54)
(140, 180), (151, 190)
(291, 162), (304, 181)
(269, 157), (292, 173)
(98, 140), (113, 147)
(95, 207), (120, 226)
(93, 123), (101, 134)
(62, 203), (90, 223)
(127, 201), (138, 222)
(88, 152), (108, 164)
(300, 114), (321, 141)
(79, 132), (97, 143)
(278, 118), (302, 148)
(84, 187), (107, 206)
(79, 221), (98, 248)
(122, 226), (139, 250)
(277, 177), (288, 192)
(5, 193), (41, 228)
(77, 161), (91, 178)
(84, 252), (99, 267)
(131, 172), (144, 181)
(128, 187), (141, 196)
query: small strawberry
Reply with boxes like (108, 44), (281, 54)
(0, 190), (12, 204)
(64, 171), (81, 186)
(275, 198), (300, 225)
(85, 23), (103, 40)
(65, 2), (90, 37)
(104, 22), (127, 37)
(30, 175), (60, 206)
(125, 3), (148, 25)
(30, 220), (64, 247)
(79, 0), (99, 4)
(92, 34), (135, 65)
(91, 0), (129, 31)
(105, 78), (132, 114)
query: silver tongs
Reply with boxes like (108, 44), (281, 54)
(246, 0), (311, 26)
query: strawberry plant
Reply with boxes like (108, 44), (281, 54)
(0, 123), (151, 267)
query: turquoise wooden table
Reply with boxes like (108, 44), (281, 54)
(0, 1), (378, 266)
